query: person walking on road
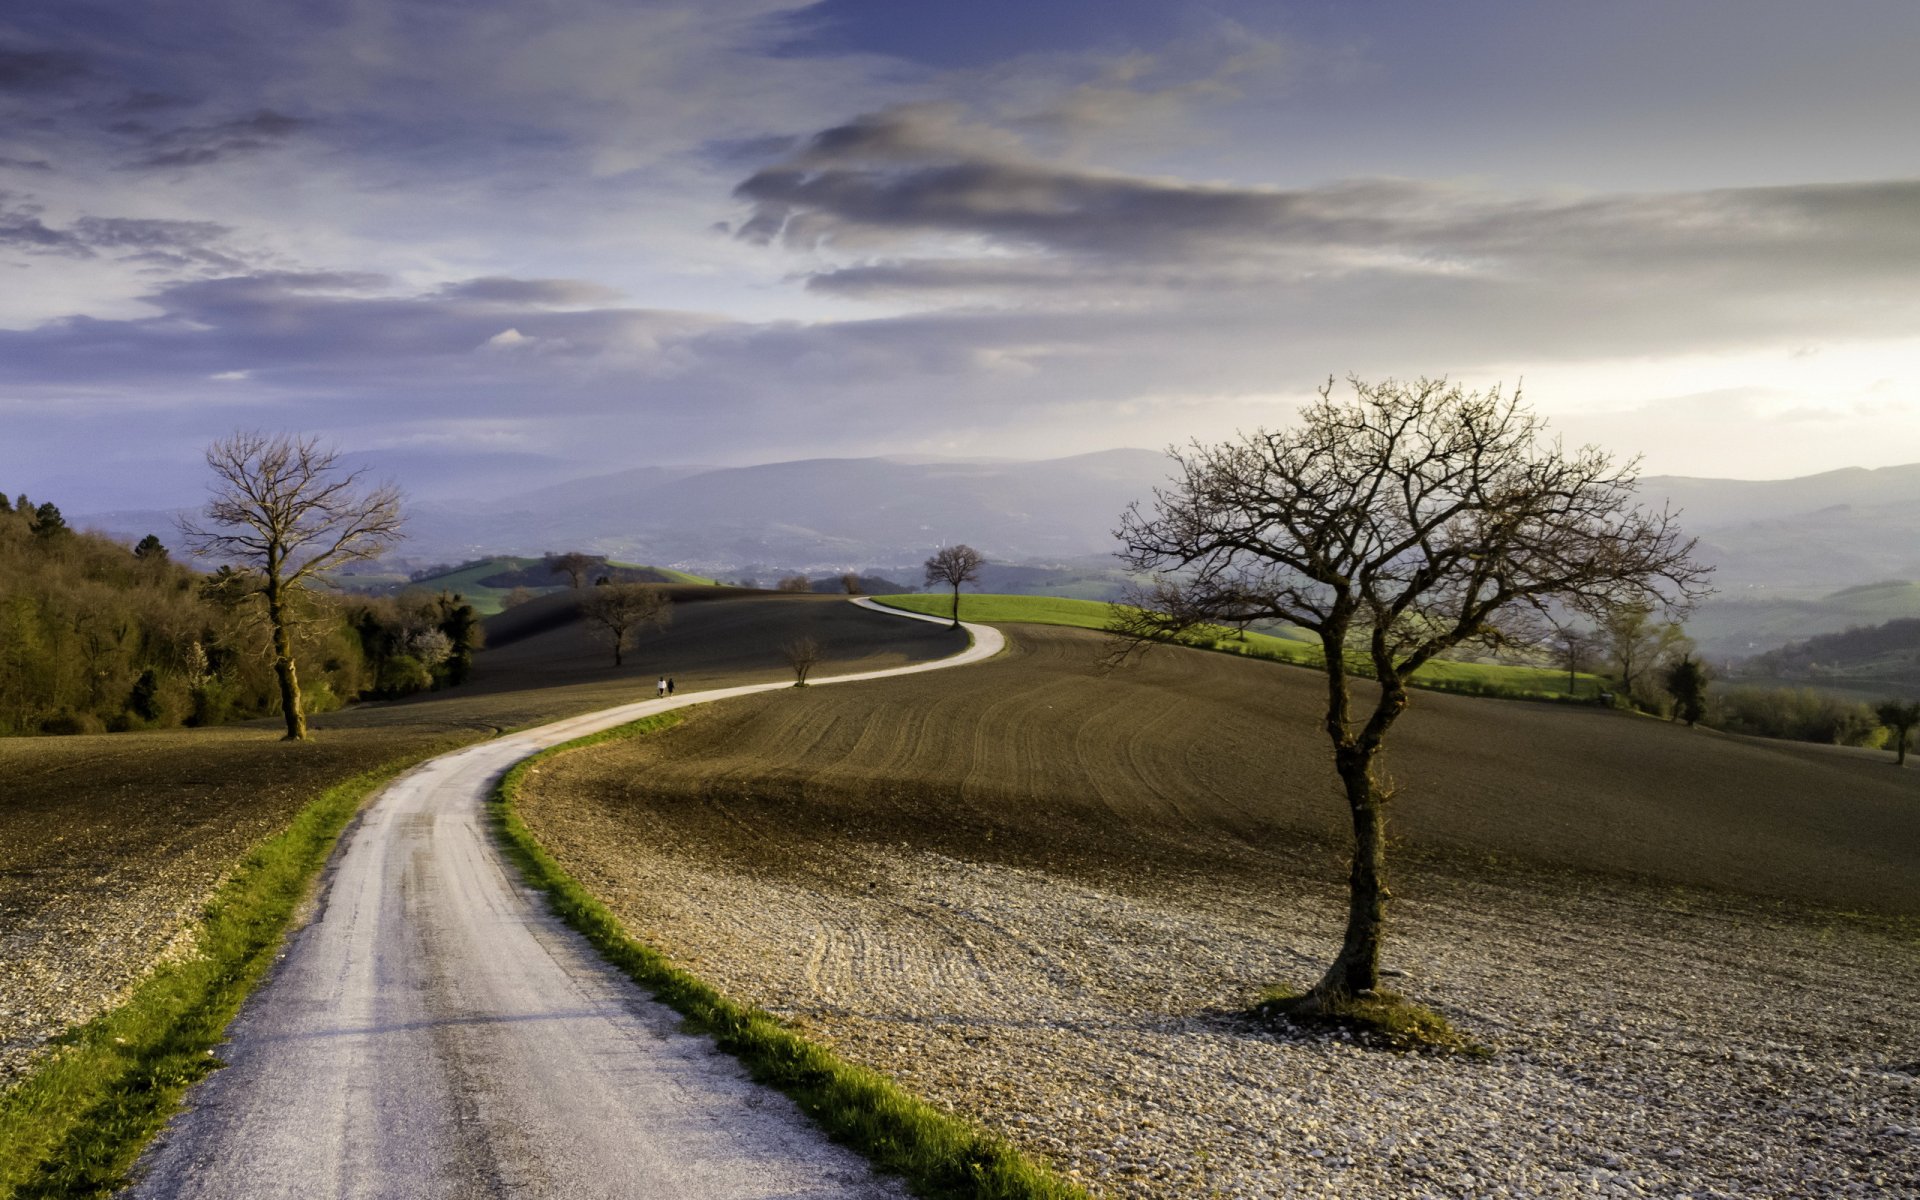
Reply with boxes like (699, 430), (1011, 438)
(667, 677), (676, 696)
(657, 676), (667, 698)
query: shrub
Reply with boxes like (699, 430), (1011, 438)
(1710, 686), (1883, 746)
(375, 654), (433, 698)
(39, 710), (105, 736)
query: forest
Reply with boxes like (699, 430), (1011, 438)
(0, 492), (479, 736)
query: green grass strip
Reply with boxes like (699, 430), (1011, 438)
(491, 714), (1089, 1200)
(0, 745), (470, 1200)
(871, 592), (1601, 702)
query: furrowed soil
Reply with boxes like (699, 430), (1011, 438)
(0, 593), (962, 1092)
(521, 622), (1920, 1199)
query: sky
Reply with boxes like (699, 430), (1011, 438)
(2, 0), (1918, 510)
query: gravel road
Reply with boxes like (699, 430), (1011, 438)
(122, 603), (1003, 1199)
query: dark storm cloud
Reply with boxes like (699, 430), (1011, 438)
(0, 45), (88, 93)
(0, 156), (52, 170)
(122, 109), (309, 169)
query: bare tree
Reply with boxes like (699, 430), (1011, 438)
(579, 583), (671, 667)
(181, 432), (404, 740)
(1114, 377), (1709, 1012)
(781, 636), (821, 686)
(1549, 623), (1599, 697)
(547, 551), (599, 589)
(840, 573), (864, 595)
(776, 574), (813, 593)
(923, 544), (985, 629)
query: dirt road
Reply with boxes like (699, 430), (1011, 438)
(123, 602), (1002, 1199)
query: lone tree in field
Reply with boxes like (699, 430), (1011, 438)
(924, 544), (985, 629)
(1663, 654), (1709, 726)
(547, 551), (599, 589)
(781, 636), (821, 686)
(579, 582), (671, 667)
(1877, 699), (1920, 766)
(1114, 376), (1709, 1014)
(181, 432), (404, 740)
(777, 574), (813, 593)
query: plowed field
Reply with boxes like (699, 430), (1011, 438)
(520, 622), (1920, 1199)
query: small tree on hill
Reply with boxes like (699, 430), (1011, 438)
(1549, 624), (1599, 697)
(840, 573), (863, 595)
(547, 551), (599, 589)
(181, 432), (404, 740)
(924, 544), (984, 629)
(1602, 601), (1690, 710)
(1114, 376), (1709, 1015)
(579, 583), (670, 667)
(1876, 699), (1920, 766)
(1663, 654), (1709, 726)
(782, 636), (821, 686)
(134, 534), (168, 561)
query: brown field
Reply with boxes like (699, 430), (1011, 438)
(520, 622), (1920, 1198)
(0, 592), (961, 1091)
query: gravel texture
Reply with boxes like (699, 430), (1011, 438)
(521, 816), (1920, 1199)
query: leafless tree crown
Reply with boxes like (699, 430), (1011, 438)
(781, 635), (821, 685)
(1116, 376), (1712, 684)
(924, 544), (984, 589)
(180, 431), (404, 584)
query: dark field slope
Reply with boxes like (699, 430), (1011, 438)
(0, 594), (963, 1090)
(553, 623), (1920, 916)
(466, 590), (965, 696)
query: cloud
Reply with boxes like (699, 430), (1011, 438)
(0, 46), (88, 93)
(122, 109), (309, 169)
(0, 200), (253, 271)
(439, 277), (626, 306)
(732, 103), (1920, 361)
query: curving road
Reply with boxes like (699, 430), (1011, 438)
(125, 600), (1002, 1199)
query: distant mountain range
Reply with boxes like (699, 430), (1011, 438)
(75, 452), (1920, 660)
(399, 449), (1177, 569)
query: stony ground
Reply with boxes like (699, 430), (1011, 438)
(523, 799), (1920, 1199)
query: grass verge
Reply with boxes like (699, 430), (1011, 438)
(0, 750), (453, 1200)
(1253, 986), (1488, 1057)
(492, 714), (1089, 1200)
(871, 593), (1599, 702)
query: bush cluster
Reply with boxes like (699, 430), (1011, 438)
(1707, 685), (1886, 747)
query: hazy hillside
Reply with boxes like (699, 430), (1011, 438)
(78, 454), (1920, 658)
(399, 449), (1175, 567)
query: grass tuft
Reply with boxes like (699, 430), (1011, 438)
(1253, 986), (1489, 1057)
(0, 751), (458, 1200)
(493, 713), (1088, 1200)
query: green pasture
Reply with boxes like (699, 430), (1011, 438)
(871, 593), (1600, 701)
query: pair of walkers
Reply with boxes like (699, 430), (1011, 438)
(656, 676), (675, 698)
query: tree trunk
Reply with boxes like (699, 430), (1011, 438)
(950, 583), (961, 628)
(1900, 730), (1910, 767)
(1309, 747), (1388, 1004)
(265, 584), (307, 741)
